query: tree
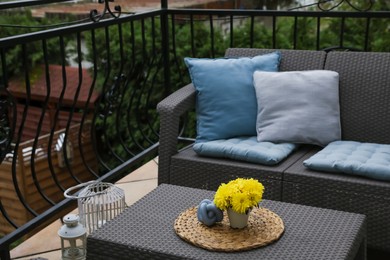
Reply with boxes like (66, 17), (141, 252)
(0, 11), (74, 78)
(239, 0), (297, 10)
(83, 17), (227, 166)
(318, 0), (390, 51)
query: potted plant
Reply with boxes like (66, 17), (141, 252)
(214, 178), (265, 228)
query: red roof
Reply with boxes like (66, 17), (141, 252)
(7, 65), (99, 141)
(8, 65), (99, 109)
(31, 0), (233, 17)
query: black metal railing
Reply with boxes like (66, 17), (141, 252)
(0, 0), (389, 258)
(0, 4), (165, 258)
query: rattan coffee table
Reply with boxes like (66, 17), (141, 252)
(87, 184), (366, 260)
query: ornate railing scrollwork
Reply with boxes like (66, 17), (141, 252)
(90, 0), (122, 22)
(100, 74), (126, 117)
(317, 0), (374, 12)
(0, 96), (11, 163)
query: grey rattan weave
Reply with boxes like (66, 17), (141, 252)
(87, 184), (366, 260)
(284, 149), (390, 252)
(157, 48), (326, 193)
(282, 49), (390, 252)
(169, 145), (310, 200)
(325, 51), (390, 144)
(156, 48), (390, 252)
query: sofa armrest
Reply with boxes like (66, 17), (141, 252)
(157, 84), (196, 184)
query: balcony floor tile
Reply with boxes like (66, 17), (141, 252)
(10, 159), (158, 259)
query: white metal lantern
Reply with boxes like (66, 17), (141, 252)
(64, 180), (126, 234)
(58, 214), (87, 260)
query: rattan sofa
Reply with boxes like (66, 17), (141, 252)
(157, 48), (390, 252)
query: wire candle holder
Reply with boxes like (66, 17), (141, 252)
(64, 180), (126, 234)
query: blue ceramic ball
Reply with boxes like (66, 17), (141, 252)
(197, 199), (223, 226)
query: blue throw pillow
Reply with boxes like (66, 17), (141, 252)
(193, 136), (298, 165)
(184, 52), (281, 143)
(303, 141), (390, 181)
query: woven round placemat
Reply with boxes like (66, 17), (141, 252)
(174, 207), (284, 252)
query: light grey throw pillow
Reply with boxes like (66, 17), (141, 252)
(253, 70), (341, 146)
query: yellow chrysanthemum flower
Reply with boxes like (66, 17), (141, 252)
(231, 192), (253, 214)
(213, 178), (265, 214)
(214, 183), (230, 210)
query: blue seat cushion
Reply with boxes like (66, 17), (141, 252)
(303, 141), (390, 181)
(193, 136), (298, 165)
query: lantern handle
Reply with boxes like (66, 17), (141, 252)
(64, 180), (112, 199)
